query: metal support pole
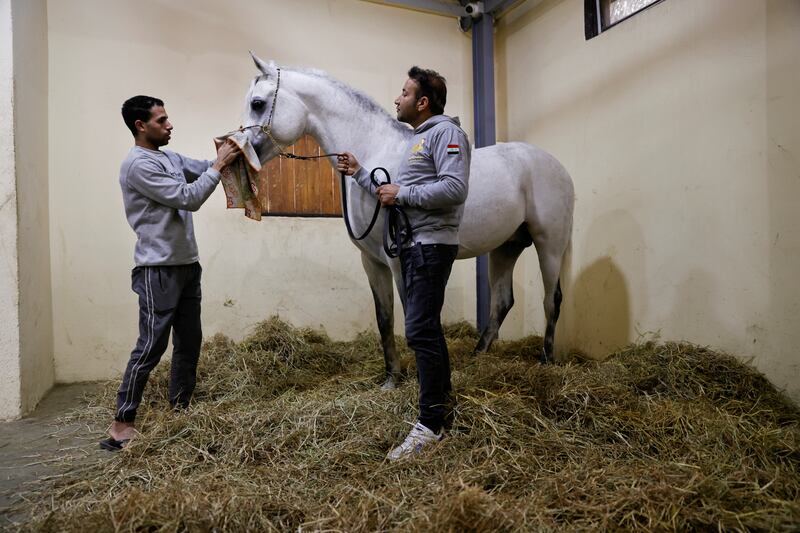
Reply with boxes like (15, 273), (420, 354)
(472, 12), (495, 332)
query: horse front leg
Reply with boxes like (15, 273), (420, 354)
(361, 252), (401, 390)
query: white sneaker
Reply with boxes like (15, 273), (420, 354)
(386, 421), (444, 461)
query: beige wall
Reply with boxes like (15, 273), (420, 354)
(14, 0), (53, 415)
(48, 0), (475, 382)
(496, 0), (800, 399)
(0, 0), (22, 419)
(0, 0), (54, 419)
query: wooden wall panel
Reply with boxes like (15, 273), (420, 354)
(257, 135), (342, 217)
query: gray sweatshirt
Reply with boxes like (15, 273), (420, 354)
(354, 115), (471, 246)
(119, 146), (221, 266)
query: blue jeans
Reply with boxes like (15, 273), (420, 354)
(400, 243), (459, 433)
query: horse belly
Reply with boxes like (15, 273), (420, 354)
(457, 169), (526, 259)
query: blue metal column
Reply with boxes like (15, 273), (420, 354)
(472, 12), (495, 332)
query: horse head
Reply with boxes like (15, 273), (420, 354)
(244, 53), (308, 164)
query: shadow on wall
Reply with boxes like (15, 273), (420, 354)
(559, 208), (643, 358)
(564, 256), (630, 358)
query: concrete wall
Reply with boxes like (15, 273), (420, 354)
(0, 0), (22, 419)
(0, 0), (54, 419)
(14, 0), (53, 415)
(496, 0), (800, 399)
(47, 0), (475, 382)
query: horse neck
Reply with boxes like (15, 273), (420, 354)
(288, 70), (409, 165)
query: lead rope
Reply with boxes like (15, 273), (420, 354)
(340, 169), (381, 241)
(343, 167), (412, 257)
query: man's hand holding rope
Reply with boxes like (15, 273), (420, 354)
(337, 152), (399, 206)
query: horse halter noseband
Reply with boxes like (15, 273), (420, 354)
(230, 66), (412, 257)
(232, 68), (336, 162)
(232, 68), (323, 161)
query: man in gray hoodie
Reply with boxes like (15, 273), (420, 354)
(337, 67), (471, 461)
(100, 96), (240, 451)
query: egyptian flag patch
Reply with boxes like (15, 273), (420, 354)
(447, 144), (460, 155)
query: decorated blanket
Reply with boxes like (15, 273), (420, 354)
(214, 131), (263, 221)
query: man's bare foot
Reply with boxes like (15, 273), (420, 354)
(99, 421), (139, 451)
(109, 421), (137, 442)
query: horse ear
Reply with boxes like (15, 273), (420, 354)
(250, 51), (277, 78)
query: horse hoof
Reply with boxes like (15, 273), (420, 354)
(472, 342), (489, 355)
(380, 379), (397, 391)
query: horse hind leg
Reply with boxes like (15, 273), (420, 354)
(543, 279), (562, 363)
(474, 226), (531, 353)
(534, 234), (567, 364)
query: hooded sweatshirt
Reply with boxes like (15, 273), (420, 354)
(119, 146), (221, 266)
(353, 115), (471, 246)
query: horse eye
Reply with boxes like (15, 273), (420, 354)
(251, 99), (265, 111)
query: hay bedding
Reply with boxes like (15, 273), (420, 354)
(6, 317), (799, 532)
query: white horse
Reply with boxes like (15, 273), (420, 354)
(242, 55), (574, 389)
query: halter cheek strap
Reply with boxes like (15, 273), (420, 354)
(232, 67), (339, 161)
(259, 67), (284, 153)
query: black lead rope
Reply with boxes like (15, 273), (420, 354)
(373, 168), (413, 258)
(340, 167), (412, 258)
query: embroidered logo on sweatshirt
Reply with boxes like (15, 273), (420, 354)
(447, 144), (460, 155)
(408, 137), (427, 162)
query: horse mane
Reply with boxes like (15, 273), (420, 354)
(287, 66), (411, 136)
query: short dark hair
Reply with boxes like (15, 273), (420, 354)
(121, 95), (164, 136)
(407, 66), (447, 115)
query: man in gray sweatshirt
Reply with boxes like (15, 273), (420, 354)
(101, 96), (240, 451)
(337, 67), (471, 461)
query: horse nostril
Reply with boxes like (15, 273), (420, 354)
(250, 137), (263, 153)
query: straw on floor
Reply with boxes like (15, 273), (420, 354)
(6, 316), (799, 532)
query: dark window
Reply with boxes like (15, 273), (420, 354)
(585, 0), (664, 40)
(257, 135), (342, 217)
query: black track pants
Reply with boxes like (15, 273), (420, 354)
(115, 263), (203, 423)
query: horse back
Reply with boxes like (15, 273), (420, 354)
(458, 142), (574, 257)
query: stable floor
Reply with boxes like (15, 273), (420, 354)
(0, 383), (105, 523)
